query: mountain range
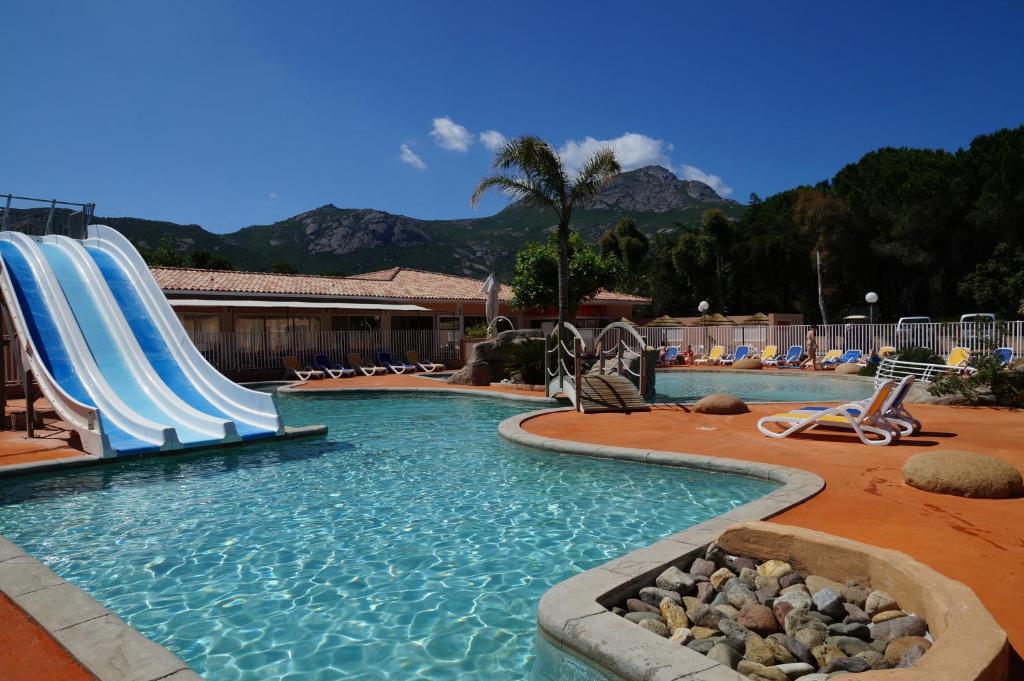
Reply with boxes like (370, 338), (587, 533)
(5, 166), (741, 278)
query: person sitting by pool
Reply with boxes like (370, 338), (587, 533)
(658, 340), (668, 365)
(683, 345), (694, 366)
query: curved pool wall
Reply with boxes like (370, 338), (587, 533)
(654, 368), (873, 403)
(0, 390), (780, 681)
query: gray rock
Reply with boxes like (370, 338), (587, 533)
(447, 330), (543, 385)
(696, 581), (716, 603)
(739, 567), (758, 587)
(757, 586), (780, 604)
(714, 604), (740, 621)
(707, 642), (742, 669)
(705, 542), (731, 569)
(686, 638), (720, 654)
(656, 566), (696, 594)
(638, 618), (670, 638)
(822, 656), (872, 673)
(895, 644), (928, 668)
(828, 622), (871, 640)
(773, 662), (815, 679)
(826, 635), (872, 656)
(793, 627), (826, 649)
(864, 590), (899, 617)
(855, 649), (889, 669)
(779, 572), (805, 589)
(689, 557), (717, 578)
(769, 633), (816, 667)
(726, 582), (758, 609)
(794, 676), (829, 681)
(784, 609), (826, 638)
(711, 591), (731, 607)
(692, 604), (724, 629)
(755, 574), (781, 592)
(811, 588), (846, 620)
(612, 606), (626, 617)
(626, 598), (660, 614)
(734, 556), (758, 572)
(842, 602), (871, 625)
(870, 615), (927, 643)
(624, 611), (663, 624)
(639, 586), (681, 607)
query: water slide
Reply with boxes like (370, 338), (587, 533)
(0, 227), (281, 457)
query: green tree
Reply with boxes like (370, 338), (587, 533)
(793, 188), (846, 324)
(145, 236), (188, 267)
(271, 261), (298, 274)
(189, 249), (235, 270)
(509, 233), (619, 315)
(671, 209), (737, 311)
(472, 136), (620, 324)
(958, 243), (1024, 318)
(600, 217), (649, 294)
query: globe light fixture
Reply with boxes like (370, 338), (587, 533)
(698, 300), (709, 325)
(865, 291), (878, 324)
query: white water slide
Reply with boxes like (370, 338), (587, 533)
(0, 226), (282, 457)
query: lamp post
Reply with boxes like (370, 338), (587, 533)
(865, 292), (878, 325)
(698, 300), (709, 324)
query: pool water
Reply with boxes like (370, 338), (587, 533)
(0, 392), (776, 680)
(655, 370), (872, 403)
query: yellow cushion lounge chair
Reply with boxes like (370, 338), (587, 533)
(878, 346), (897, 358)
(807, 348), (842, 368)
(946, 346), (971, 368)
(756, 345), (778, 363)
(348, 353), (388, 376)
(283, 355), (324, 381)
(756, 380), (899, 446)
(694, 345), (725, 366)
(406, 350), (445, 373)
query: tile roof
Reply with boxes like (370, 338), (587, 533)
(151, 266), (650, 304)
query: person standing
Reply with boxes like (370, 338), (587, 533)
(806, 325), (818, 370)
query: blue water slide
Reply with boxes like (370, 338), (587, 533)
(87, 247), (274, 440)
(0, 235), (167, 455)
(39, 239), (229, 448)
(84, 225), (281, 435)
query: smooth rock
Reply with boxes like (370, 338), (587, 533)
(638, 618), (670, 637)
(691, 626), (721, 639)
(811, 588), (846, 620)
(827, 635), (872, 656)
(784, 608), (825, 638)
(774, 662), (815, 679)
(794, 676), (829, 681)
(739, 566), (758, 587)
(757, 586), (780, 604)
(855, 649), (889, 670)
(626, 598), (660, 614)
(696, 581), (716, 603)
(779, 573), (805, 589)
(864, 590), (899, 616)
(794, 627), (826, 649)
(726, 582), (758, 609)
(871, 615), (927, 643)
(707, 642), (742, 669)
(757, 560), (793, 578)
(612, 606), (626, 617)
(639, 587), (681, 607)
(779, 584), (810, 597)
(769, 633), (816, 666)
(656, 566), (696, 594)
(884, 636), (932, 666)
(745, 633), (776, 665)
(669, 627), (692, 645)
(689, 557), (717, 578)
(734, 557), (758, 572)
(842, 602), (871, 625)
(711, 591), (731, 608)
(822, 656), (871, 673)
(660, 599), (690, 632)
(811, 641), (846, 668)
(764, 636), (797, 664)
(683, 596), (705, 614)
(902, 449), (1024, 498)
(693, 604), (724, 629)
(686, 638), (719, 654)
(842, 585), (870, 609)
(624, 611), (663, 624)
(714, 604), (739, 621)
(756, 575), (781, 592)
(774, 592), (811, 624)
(693, 393), (750, 415)
(828, 622), (871, 641)
(710, 567), (736, 591)
(738, 603), (781, 636)
(804, 575), (845, 597)
(872, 609), (907, 623)
(896, 644), (928, 667)
(719, 618), (752, 639)
(737, 660), (789, 681)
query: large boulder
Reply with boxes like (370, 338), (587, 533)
(733, 357), (763, 370)
(447, 329), (544, 386)
(902, 450), (1023, 498)
(834, 363), (861, 375)
(693, 393), (750, 415)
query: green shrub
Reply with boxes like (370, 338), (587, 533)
(505, 339), (546, 385)
(858, 363), (878, 377)
(929, 338), (1024, 406)
(895, 346), (942, 365)
(465, 322), (490, 339)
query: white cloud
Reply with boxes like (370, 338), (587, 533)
(679, 164), (733, 197)
(399, 144), (427, 170)
(429, 116), (473, 152)
(268, 192), (278, 199)
(479, 130), (507, 151)
(558, 132), (671, 173)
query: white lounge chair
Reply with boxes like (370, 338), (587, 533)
(284, 355), (324, 381)
(315, 354), (355, 379)
(756, 380), (900, 446)
(796, 375), (921, 435)
(348, 353), (387, 376)
(406, 350), (444, 373)
(694, 345), (725, 366)
(379, 352), (416, 374)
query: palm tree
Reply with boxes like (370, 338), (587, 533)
(471, 136), (620, 326)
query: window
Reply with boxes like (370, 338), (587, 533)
(331, 315), (380, 332)
(392, 315), (433, 331)
(179, 313), (221, 337)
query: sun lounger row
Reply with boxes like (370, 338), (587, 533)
(283, 352), (445, 381)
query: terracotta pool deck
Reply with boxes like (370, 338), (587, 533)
(521, 401), (1024, 674)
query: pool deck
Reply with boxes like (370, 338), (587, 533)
(520, 401), (1024, 675)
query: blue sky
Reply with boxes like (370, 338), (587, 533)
(2, 1), (1021, 232)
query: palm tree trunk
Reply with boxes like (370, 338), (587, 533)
(816, 245), (828, 325)
(558, 221), (571, 325)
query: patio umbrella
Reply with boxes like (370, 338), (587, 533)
(741, 312), (770, 325)
(482, 273), (499, 335)
(707, 313), (735, 326)
(617, 317), (637, 326)
(646, 315), (682, 327)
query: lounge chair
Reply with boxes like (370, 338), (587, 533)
(775, 345), (804, 368)
(406, 350), (444, 373)
(797, 375), (921, 435)
(878, 346), (897, 358)
(811, 349), (843, 368)
(756, 380), (900, 446)
(378, 351), (417, 374)
(995, 347), (1014, 366)
(348, 353), (387, 376)
(822, 349), (861, 369)
(694, 345), (725, 366)
(283, 355), (324, 381)
(757, 345), (779, 366)
(721, 345), (751, 366)
(661, 345), (680, 366)
(314, 354), (355, 379)
(946, 346), (971, 368)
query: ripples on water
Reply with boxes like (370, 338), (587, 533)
(0, 391), (775, 680)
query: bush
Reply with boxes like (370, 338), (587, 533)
(858, 363), (878, 377)
(895, 346), (943, 364)
(465, 322), (490, 339)
(929, 339), (1024, 406)
(505, 339), (546, 385)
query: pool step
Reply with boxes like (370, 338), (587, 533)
(578, 374), (650, 413)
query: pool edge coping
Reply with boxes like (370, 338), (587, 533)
(499, 406), (825, 681)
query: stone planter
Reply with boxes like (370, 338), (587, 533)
(539, 521), (1008, 681)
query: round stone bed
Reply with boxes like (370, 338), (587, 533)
(598, 522), (1008, 681)
(902, 451), (1023, 499)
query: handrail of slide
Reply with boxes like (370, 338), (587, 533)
(44, 235), (235, 442)
(87, 225), (282, 432)
(0, 232), (174, 454)
(874, 357), (961, 388)
(0, 245), (103, 453)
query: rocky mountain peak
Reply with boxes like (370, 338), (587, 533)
(583, 165), (731, 213)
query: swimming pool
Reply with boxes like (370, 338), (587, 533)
(0, 391), (776, 680)
(655, 370), (872, 403)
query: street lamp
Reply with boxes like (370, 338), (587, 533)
(698, 300), (709, 324)
(865, 292), (878, 324)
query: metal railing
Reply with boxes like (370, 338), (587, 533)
(593, 321), (650, 397)
(545, 322), (584, 406)
(874, 356), (963, 387)
(1, 194), (96, 239)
